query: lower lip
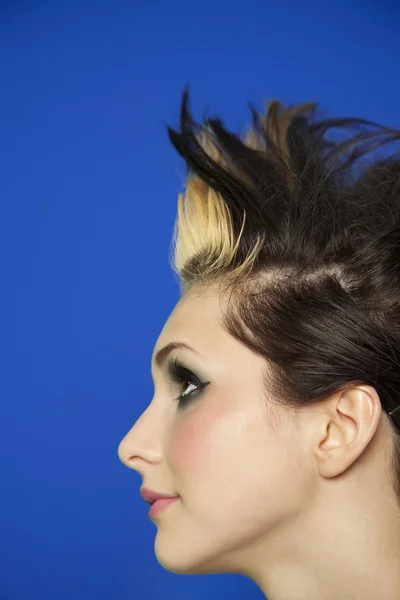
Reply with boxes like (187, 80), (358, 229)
(148, 497), (179, 518)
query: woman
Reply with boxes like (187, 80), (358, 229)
(118, 86), (400, 600)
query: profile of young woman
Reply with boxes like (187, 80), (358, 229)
(118, 86), (400, 600)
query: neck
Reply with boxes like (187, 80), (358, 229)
(244, 479), (400, 600)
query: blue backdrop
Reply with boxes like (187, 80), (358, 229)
(3, 1), (400, 599)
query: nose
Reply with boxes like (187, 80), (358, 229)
(117, 403), (163, 474)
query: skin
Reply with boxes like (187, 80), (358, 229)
(118, 284), (400, 600)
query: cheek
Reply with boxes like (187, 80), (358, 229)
(167, 393), (259, 486)
(168, 407), (217, 476)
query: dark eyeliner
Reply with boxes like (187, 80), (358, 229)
(167, 357), (210, 409)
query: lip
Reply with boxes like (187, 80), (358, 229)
(148, 496), (179, 518)
(140, 486), (179, 505)
(139, 487), (180, 519)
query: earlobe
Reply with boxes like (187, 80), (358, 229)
(316, 385), (382, 479)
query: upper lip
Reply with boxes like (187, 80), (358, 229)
(140, 487), (179, 505)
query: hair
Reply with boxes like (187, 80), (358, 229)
(165, 85), (400, 509)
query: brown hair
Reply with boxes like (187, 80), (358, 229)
(166, 85), (400, 508)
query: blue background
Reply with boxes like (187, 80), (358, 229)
(3, 1), (400, 599)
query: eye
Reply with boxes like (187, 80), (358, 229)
(167, 357), (210, 409)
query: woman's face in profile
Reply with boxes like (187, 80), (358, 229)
(118, 285), (314, 576)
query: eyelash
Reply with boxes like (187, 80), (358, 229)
(167, 357), (210, 409)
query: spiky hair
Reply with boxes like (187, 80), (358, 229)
(167, 86), (400, 297)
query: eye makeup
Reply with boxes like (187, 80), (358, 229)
(167, 356), (211, 409)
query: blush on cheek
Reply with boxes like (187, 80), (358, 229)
(169, 409), (219, 477)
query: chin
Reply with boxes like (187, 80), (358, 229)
(154, 534), (225, 575)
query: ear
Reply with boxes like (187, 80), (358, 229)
(314, 385), (382, 479)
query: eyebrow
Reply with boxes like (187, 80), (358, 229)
(153, 342), (199, 369)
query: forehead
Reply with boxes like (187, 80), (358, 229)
(153, 288), (224, 357)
